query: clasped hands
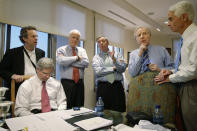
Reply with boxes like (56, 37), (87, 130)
(154, 69), (172, 84)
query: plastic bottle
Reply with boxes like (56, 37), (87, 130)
(95, 97), (104, 117)
(153, 105), (164, 125)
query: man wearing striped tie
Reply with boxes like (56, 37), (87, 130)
(128, 27), (174, 77)
(155, 1), (197, 131)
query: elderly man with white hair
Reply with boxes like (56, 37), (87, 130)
(128, 26), (174, 77)
(155, 1), (197, 130)
(56, 29), (89, 109)
(15, 57), (67, 116)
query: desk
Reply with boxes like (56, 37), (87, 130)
(4, 108), (123, 131)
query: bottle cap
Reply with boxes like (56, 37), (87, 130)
(155, 105), (160, 108)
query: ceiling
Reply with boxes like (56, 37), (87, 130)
(71, 0), (197, 37)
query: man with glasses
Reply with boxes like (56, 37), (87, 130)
(15, 57), (67, 116)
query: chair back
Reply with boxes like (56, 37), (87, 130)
(0, 76), (2, 87)
(11, 75), (32, 117)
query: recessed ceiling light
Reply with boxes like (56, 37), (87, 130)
(156, 28), (161, 32)
(164, 21), (168, 24)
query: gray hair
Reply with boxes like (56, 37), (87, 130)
(36, 57), (54, 70)
(69, 29), (81, 36)
(169, 1), (194, 21)
(133, 27), (151, 40)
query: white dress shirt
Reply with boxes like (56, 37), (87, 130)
(169, 23), (197, 83)
(15, 75), (67, 116)
(24, 47), (36, 76)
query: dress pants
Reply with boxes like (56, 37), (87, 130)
(179, 80), (197, 131)
(61, 79), (84, 109)
(97, 81), (126, 112)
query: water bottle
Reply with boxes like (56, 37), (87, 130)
(95, 97), (104, 117)
(153, 105), (164, 125)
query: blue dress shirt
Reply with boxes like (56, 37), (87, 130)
(128, 45), (174, 77)
(56, 45), (89, 80)
(92, 51), (127, 82)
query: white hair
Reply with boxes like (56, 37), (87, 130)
(36, 57), (54, 70)
(169, 1), (194, 21)
(133, 26), (151, 40)
(69, 29), (81, 36)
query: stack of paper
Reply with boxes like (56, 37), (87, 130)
(74, 117), (113, 131)
(5, 114), (78, 131)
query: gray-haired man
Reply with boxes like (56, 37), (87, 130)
(15, 57), (67, 116)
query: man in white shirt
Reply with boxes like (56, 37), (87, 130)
(155, 1), (197, 130)
(15, 57), (67, 117)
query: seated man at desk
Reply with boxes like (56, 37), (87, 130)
(15, 57), (67, 117)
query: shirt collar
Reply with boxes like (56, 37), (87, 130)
(24, 46), (35, 54)
(68, 45), (78, 51)
(182, 23), (195, 40)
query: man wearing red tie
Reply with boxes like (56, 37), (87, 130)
(56, 29), (89, 109)
(15, 58), (67, 116)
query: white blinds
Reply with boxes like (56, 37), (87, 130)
(0, 0), (86, 39)
(95, 14), (125, 44)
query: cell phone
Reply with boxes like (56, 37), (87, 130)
(73, 107), (80, 111)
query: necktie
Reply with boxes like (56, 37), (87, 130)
(72, 48), (80, 83)
(105, 54), (115, 84)
(41, 81), (51, 113)
(175, 38), (183, 72)
(141, 49), (151, 73)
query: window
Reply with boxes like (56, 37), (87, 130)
(9, 25), (48, 55)
(55, 35), (84, 80)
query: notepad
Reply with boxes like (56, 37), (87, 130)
(74, 117), (113, 131)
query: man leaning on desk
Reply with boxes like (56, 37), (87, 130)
(15, 57), (67, 117)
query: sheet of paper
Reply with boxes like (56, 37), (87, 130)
(74, 117), (113, 131)
(35, 110), (73, 120)
(6, 115), (40, 131)
(65, 107), (93, 116)
(6, 115), (78, 131)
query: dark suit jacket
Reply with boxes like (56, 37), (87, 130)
(0, 46), (45, 99)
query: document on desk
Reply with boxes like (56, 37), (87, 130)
(66, 107), (94, 116)
(5, 114), (78, 131)
(74, 117), (113, 131)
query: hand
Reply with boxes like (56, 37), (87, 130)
(155, 76), (170, 85)
(148, 64), (160, 71)
(57, 53), (64, 56)
(160, 69), (172, 76)
(113, 66), (117, 72)
(77, 56), (83, 61)
(154, 69), (172, 83)
(11, 74), (24, 83)
(109, 46), (116, 62)
(139, 44), (148, 57)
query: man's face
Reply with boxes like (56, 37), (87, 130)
(97, 37), (109, 52)
(136, 28), (151, 46)
(68, 33), (80, 48)
(168, 11), (184, 33)
(23, 30), (38, 49)
(37, 68), (53, 82)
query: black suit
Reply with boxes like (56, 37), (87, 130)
(0, 46), (45, 99)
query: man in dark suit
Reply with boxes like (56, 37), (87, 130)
(0, 26), (45, 100)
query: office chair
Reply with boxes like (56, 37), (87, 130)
(11, 75), (32, 117)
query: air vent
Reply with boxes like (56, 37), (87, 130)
(108, 10), (136, 26)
